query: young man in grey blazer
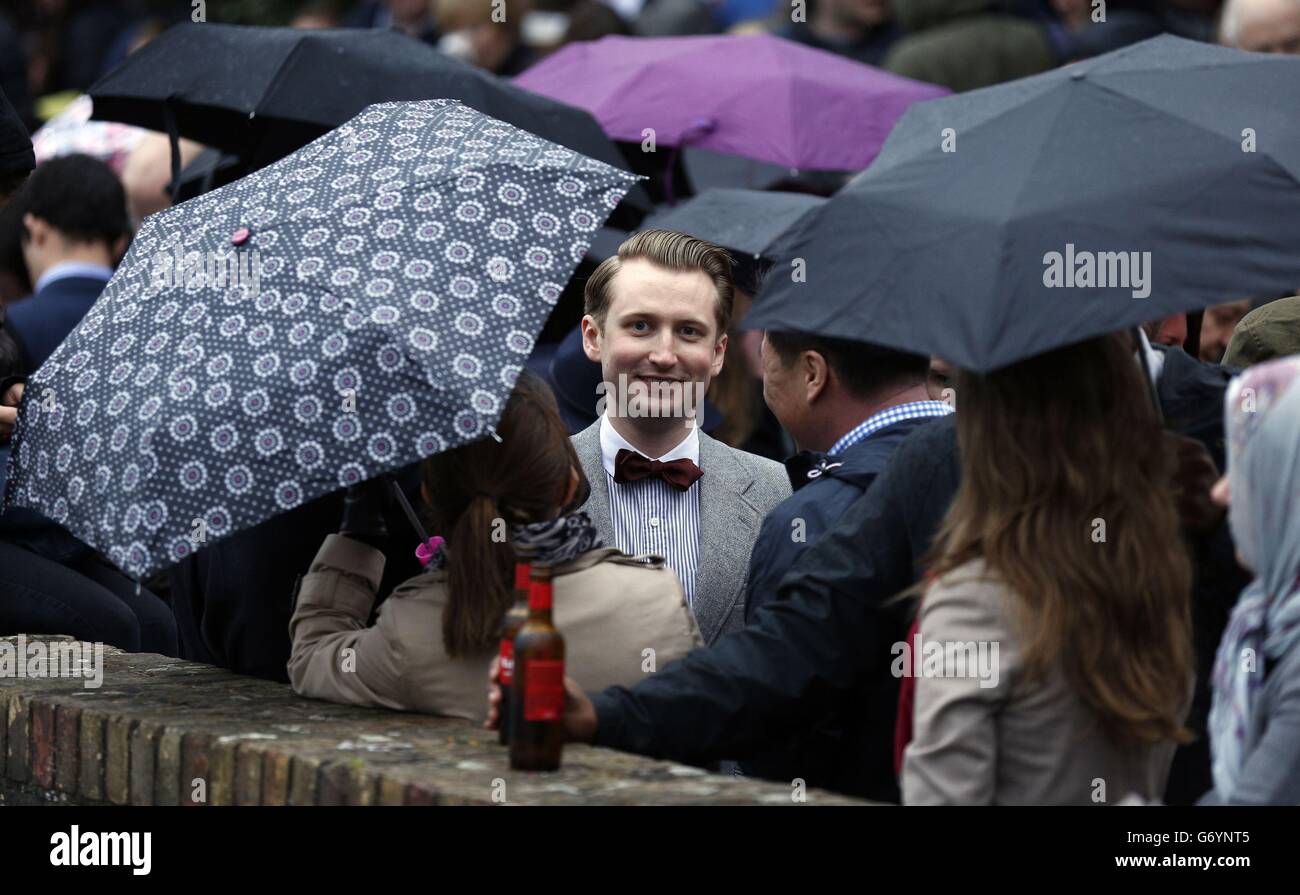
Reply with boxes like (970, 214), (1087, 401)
(570, 229), (790, 645)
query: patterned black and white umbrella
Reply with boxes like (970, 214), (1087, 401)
(3, 99), (639, 579)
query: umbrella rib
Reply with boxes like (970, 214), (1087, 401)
(1085, 76), (1300, 184)
(255, 38), (316, 125)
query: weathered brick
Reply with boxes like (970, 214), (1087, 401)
(262, 750), (290, 806)
(405, 781), (441, 805)
(155, 728), (184, 806)
(288, 756), (319, 806)
(29, 700), (56, 788)
(181, 732), (211, 806)
(316, 761), (348, 806)
(6, 696), (30, 783)
(54, 704), (80, 793)
(208, 739), (236, 806)
(105, 714), (134, 804)
(129, 722), (159, 806)
(77, 709), (106, 800)
(235, 744), (262, 805)
(377, 776), (406, 805)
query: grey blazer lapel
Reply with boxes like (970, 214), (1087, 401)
(571, 422), (615, 549)
(693, 432), (762, 644)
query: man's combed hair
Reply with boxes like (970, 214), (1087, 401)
(584, 228), (735, 334)
(12, 154), (129, 248)
(765, 330), (930, 399)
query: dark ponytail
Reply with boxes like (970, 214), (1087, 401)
(421, 372), (576, 657)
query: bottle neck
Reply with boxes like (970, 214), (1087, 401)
(527, 567), (553, 617)
(512, 560), (531, 606)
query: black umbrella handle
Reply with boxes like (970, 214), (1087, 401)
(390, 478), (430, 545)
(164, 101), (182, 205)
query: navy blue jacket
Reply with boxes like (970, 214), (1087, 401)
(743, 415), (940, 625)
(0, 274), (107, 562)
(735, 414), (939, 796)
(6, 274), (107, 373)
(589, 355), (1244, 803)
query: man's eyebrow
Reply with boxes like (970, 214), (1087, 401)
(614, 306), (711, 327)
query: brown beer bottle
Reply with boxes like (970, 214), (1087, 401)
(496, 552), (532, 746)
(508, 564), (565, 771)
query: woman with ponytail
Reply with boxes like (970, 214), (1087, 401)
(288, 372), (702, 721)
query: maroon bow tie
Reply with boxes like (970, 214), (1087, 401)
(613, 449), (703, 492)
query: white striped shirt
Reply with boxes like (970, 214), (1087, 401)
(599, 414), (701, 607)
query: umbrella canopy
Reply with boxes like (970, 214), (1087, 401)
(639, 189), (825, 261)
(747, 35), (1300, 373)
(2, 99), (639, 579)
(0, 83), (33, 182)
(513, 34), (949, 173)
(87, 22), (644, 208)
(32, 94), (147, 175)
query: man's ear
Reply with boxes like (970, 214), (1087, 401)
(711, 331), (728, 378)
(804, 351), (829, 403)
(21, 213), (47, 246)
(580, 314), (602, 362)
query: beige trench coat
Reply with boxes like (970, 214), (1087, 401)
(288, 534), (703, 723)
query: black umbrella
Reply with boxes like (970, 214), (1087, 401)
(0, 83), (33, 186)
(3, 99), (639, 579)
(173, 147), (247, 203)
(640, 189), (825, 263)
(88, 23), (648, 214)
(748, 35), (1300, 373)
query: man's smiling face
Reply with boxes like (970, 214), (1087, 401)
(582, 257), (727, 424)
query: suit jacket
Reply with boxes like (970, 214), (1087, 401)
(572, 420), (790, 645)
(289, 535), (703, 722)
(6, 274), (107, 373)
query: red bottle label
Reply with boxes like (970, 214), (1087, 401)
(523, 660), (564, 721)
(528, 578), (553, 611)
(514, 562), (531, 591)
(498, 639), (515, 686)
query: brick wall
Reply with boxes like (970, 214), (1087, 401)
(0, 636), (868, 806)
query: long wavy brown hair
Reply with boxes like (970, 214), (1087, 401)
(420, 373), (581, 658)
(927, 332), (1194, 750)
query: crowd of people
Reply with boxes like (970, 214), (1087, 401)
(0, 0), (1298, 807)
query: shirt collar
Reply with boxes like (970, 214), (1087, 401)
(599, 413), (700, 477)
(828, 400), (954, 456)
(34, 261), (113, 295)
(1135, 327), (1166, 390)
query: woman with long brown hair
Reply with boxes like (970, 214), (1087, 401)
(288, 372), (702, 722)
(901, 332), (1195, 805)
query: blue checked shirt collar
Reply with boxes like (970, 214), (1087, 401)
(828, 400), (953, 457)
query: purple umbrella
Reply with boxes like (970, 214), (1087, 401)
(514, 34), (949, 173)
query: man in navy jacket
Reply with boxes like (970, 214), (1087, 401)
(545, 335), (1243, 805)
(736, 330), (950, 799)
(4, 154), (129, 372)
(0, 154), (172, 655)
